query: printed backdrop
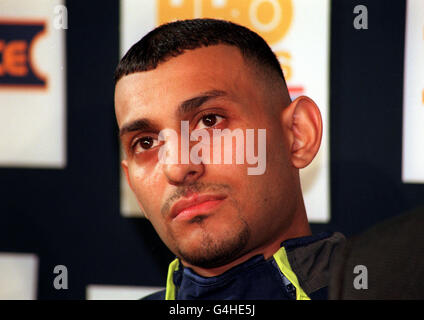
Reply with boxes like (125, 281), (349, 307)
(402, 0), (424, 183)
(0, 0), (66, 168)
(0, 0), (65, 300)
(0, 0), (422, 300)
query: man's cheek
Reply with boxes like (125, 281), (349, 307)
(128, 167), (158, 214)
(129, 161), (163, 190)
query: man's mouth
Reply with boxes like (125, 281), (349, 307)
(170, 193), (227, 221)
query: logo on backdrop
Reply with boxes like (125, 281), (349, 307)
(157, 0), (304, 98)
(0, 21), (47, 87)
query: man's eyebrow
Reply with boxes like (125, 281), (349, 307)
(119, 118), (158, 137)
(177, 90), (227, 116)
(119, 90), (227, 137)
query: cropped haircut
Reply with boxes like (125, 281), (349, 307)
(114, 18), (285, 85)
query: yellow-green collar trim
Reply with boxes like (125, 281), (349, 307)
(272, 246), (310, 300)
(164, 246), (310, 300)
(165, 258), (179, 300)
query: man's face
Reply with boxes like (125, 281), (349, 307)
(115, 45), (299, 268)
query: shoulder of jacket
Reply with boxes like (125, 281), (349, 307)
(285, 232), (346, 296)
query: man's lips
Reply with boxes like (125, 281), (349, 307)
(170, 193), (227, 221)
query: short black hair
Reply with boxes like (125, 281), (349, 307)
(114, 18), (285, 84)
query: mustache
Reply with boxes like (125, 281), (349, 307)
(161, 182), (231, 216)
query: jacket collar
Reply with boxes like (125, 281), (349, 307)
(164, 232), (345, 300)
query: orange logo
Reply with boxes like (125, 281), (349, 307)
(0, 21), (47, 87)
(158, 0), (292, 45)
(157, 0), (300, 95)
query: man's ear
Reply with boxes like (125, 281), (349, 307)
(121, 159), (149, 219)
(281, 96), (323, 169)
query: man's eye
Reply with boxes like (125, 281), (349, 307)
(133, 136), (159, 153)
(194, 114), (224, 130)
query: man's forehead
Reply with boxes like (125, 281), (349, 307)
(115, 45), (250, 125)
(116, 44), (247, 92)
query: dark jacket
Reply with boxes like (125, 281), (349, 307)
(329, 207), (424, 299)
(144, 231), (345, 300)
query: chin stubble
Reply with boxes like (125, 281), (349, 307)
(176, 206), (250, 269)
(162, 182), (251, 269)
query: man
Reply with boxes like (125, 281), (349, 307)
(114, 18), (344, 300)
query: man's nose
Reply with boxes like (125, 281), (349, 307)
(162, 161), (205, 186)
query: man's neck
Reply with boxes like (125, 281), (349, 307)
(181, 225), (312, 277)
